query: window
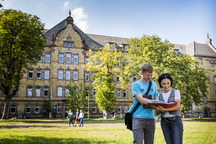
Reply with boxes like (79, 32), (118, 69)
(85, 88), (90, 97)
(198, 58), (203, 64)
(58, 70), (63, 80)
(117, 105), (122, 113)
(203, 96), (207, 104)
(27, 87), (32, 97)
(28, 70), (34, 79)
(92, 105), (97, 113)
(57, 105), (61, 113)
(92, 89), (96, 98)
(35, 87), (41, 97)
(66, 70), (71, 80)
(74, 55), (78, 64)
(73, 71), (78, 80)
(44, 70), (50, 80)
(36, 70), (41, 79)
(65, 88), (70, 97)
(38, 56), (43, 62)
(59, 54), (64, 63)
(124, 105), (128, 113)
(117, 89), (121, 98)
(34, 105), (40, 114)
(66, 53), (71, 63)
(25, 105), (31, 114)
(63, 37), (74, 48)
(10, 105), (16, 114)
(85, 57), (89, 65)
(85, 72), (90, 81)
(45, 53), (50, 63)
(214, 77), (216, 84)
(116, 76), (120, 82)
(123, 90), (127, 98)
(12, 88), (17, 97)
(43, 87), (49, 97)
(57, 87), (63, 97)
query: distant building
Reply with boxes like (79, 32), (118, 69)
(0, 13), (215, 118)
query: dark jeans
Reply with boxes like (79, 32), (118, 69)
(69, 118), (74, 126)
(161, 117), (183, 144)
(132, 118), (155, 144)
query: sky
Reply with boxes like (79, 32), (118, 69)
(1, 0), (216, 46)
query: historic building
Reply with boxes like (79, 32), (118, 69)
(0, 13), (215, 118)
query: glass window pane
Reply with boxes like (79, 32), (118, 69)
(74, 55), (78, 64)
(66, 53), (71, 63)
(59, 54), (64, 63)
(65, 88), (70, 97)
(45, 54), (50, 63)
(63, 41), (67, 47)
(58, 70), (63, 79)
(28, 70), (33, 79)
(66, 70), (71, 80)
(58, 87), (63, 97)
(27, 88), (32, 97)
(70, 42), (74, 47)
(73, 71), (78, 80)
(44, 88), (49, 97)
(35, 88), (40, 97)
(36, 70), (41, 79)
(44, 70), (49, 80)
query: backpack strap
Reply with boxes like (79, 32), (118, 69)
(130, 81), (152, 115)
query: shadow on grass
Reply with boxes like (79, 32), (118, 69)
(183, 118), (216, 122)
(1, 136), (116, 144)
(0, 125), (58, 129)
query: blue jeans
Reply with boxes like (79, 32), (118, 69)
(161, 117), (183, 144)
(80, 118), (84, 126)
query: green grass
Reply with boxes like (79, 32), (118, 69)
(0, 118), (215, 144)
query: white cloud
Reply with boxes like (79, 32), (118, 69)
(63, 1), (70, 11)
(71, 7), (88, 32)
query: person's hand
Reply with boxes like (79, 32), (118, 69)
(157, 105), (165, 112)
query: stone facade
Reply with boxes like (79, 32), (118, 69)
(0, 14), (215, 119)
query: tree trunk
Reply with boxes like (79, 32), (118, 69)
(1, 96), (12, 119)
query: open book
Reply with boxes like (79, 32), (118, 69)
(144, 100), (178, 109)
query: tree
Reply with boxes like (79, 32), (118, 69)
(0, 9), (46, 119)
(122, 35), (209, 111)
(84, 45), (126, 117)
(67, 81), (91, 116)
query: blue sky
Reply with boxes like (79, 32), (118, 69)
(2, 0), (216, 46)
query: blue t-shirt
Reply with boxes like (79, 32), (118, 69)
(128, 80), (158, 119)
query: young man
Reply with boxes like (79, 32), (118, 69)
(129, 63), (158, 144)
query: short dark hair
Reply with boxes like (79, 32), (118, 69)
(158, 73), (173, 88)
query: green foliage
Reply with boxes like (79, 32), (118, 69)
(67, 81), (90, 114)
(123, 35), (209, 111)
(0, 9), (46, 119)
(42, 100), (51, 118)
(84, 46), (126, 112)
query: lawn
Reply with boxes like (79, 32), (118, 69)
(0, 118), (215, 144)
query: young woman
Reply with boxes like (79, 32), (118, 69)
(79, 110), (84, 127)
(155, 73), (183, 144)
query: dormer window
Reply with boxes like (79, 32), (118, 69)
(63, 37), (74, 48)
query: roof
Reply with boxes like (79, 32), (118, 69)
(43, 16), (103, 49)
(194, 42), (216, 57)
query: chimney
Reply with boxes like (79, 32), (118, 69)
(205, 33), (212, 45)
